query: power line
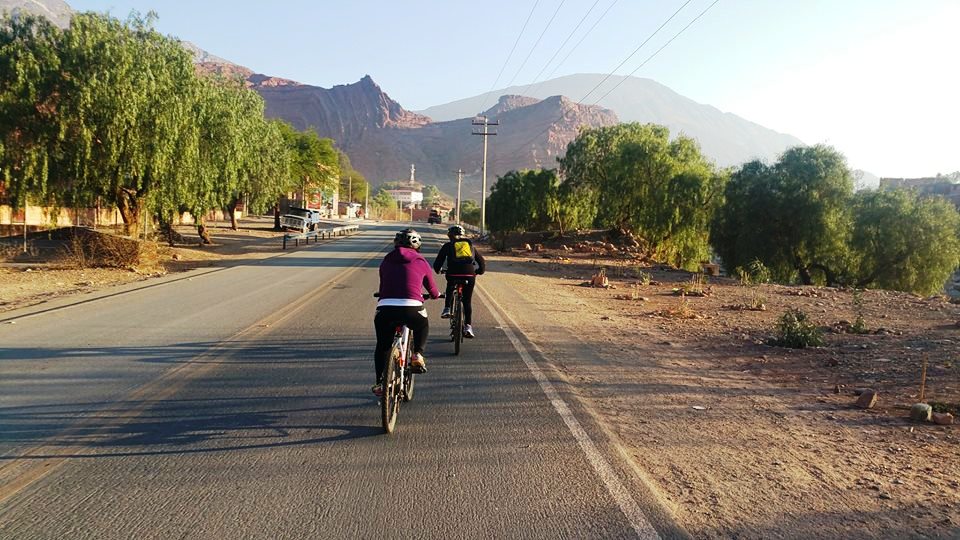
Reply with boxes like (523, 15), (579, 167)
(514, 0), (602, 99)
(495, 0), (721, 167)
(592, 0), (720, 105)
(479, 0), (542, 114)
(578, 0), (693, 104)
(538, 0), (620, 87)
(504, 0), (568, 89)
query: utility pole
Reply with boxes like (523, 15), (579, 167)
(472, 115), (498, 235)
(454, 169), (463, 225)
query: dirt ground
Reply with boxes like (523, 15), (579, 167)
(2, 224), (958, 538)
(484, 232), (959, 539)
(0, 218), (284, 313)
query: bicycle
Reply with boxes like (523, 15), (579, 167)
(440, 270), (466, 355)
(373, 293), (441, 433)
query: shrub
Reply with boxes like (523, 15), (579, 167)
(773, 308), (823, 348)
(61, 228), (143, 269)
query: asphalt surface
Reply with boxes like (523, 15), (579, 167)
(0, 224), (679, 539)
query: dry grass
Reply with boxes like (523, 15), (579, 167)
(59, 228), (162, 272)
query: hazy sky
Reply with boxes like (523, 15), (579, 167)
(67, 0), (959, 177)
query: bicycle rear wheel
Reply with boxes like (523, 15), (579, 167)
(381, 347), (400, 433)
(454, 295), (464, 356)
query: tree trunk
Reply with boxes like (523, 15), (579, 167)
(157, 213), (177, 247)
(197, 219), (212, 245)
(273, 202), (282, 231)
(225, 198), (239, 231)
(809, 263), (838, 287)
(116, 188), (141, 238)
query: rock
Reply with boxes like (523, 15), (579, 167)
(910, 403), (933, 422)
(856, 389), (878, 409)
(172, 253), (182, 260)
(932, 412), (954, 425)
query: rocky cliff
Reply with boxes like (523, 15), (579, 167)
(246, 76), (616, 196)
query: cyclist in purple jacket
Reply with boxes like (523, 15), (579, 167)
(372, 228), (440, 397)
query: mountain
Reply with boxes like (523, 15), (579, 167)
(13, 0), (804, 196)
(0, 0), (72, 27)
(419, 74), (805, 168)
(252, 74), (617, 193)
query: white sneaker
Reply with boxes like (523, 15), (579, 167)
(464, 324), (475, 338)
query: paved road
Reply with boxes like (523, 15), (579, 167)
(0, 224), (680, 539)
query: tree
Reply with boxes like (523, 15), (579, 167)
(850, 189), (960, 295)
(422, 184), (441, 206)
(460, 199), (481, 227)
(274, 122), (339, 225)
(338, 151), (368, 203)
(0, 13), (63, 210)
(370, 188), (398, 220)
(560, 123), (724, 268)
(712, 145), (854, 285)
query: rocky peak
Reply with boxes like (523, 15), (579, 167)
(483, 95), (542, 118)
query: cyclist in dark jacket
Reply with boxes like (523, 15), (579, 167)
(373, 228), (440, 397)
(433, 225), (485, 338)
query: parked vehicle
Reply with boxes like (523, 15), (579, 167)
(281, 207), (322, 233)
(427, 209), (442, 224)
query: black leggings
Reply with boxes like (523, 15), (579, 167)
(373, 306), (429, 381)
(444, 277), (476, 325)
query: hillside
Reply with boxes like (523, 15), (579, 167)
(419, 73), (805, 167)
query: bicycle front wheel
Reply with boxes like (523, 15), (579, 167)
(454, 297), (464, 356)
(381, 349), (400, 433)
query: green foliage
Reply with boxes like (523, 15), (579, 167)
(850, 289), (868, 334)
(773, 308), (824, 348)
(559, 123), (725, 268)
(338, 151), (368, 203)
(459, 199), (481, 226)
(712, 145), (854, 285)
(849, 189), (960, 295)
(421, 184), (441, 206)
(735, 259), (772, 286)
(0, 12), (293, 237)
(486, 168), (592, 234)
(276, 122), (339, 203)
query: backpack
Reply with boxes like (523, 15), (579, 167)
(450, 240), (475, 264)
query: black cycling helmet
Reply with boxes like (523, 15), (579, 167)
(394, 228), (422, 250)
(447, 224), (465, 238)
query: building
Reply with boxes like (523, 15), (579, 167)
(385, 189), (423, 208)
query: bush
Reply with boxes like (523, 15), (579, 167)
(773, 308), (824, 348)
(61, 228), (144, 269)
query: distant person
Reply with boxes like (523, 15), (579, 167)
(372, 228), (440, 397)
(433, 224), (485, 338)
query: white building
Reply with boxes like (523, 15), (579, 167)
(386, 189), (423, 208)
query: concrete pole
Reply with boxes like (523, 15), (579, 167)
(456, 169), (463, 225)
(472, 116), (498, 236)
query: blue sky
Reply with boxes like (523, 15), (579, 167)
(68, 0), (959, 177)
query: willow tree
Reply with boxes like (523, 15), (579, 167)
(712, 145), (854, 285)
(850, 189), (960, 295)
(0, 14), (64, 209)
(277, 122), (340, 208)
(47, 12), (201, 237)
(560, 123), (724, 269)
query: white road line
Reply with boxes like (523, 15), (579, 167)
(477, 286), (661, 540)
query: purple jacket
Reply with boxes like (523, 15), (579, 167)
(378, 247), (440, 302)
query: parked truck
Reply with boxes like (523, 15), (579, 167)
(281, 207), (322, 233)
